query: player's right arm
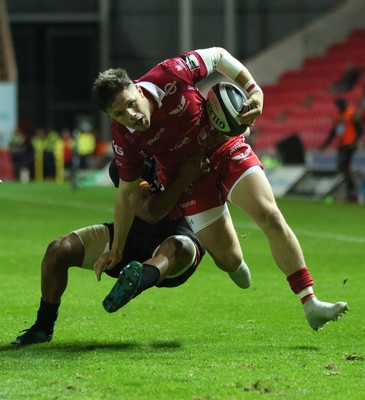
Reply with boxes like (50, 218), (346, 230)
(196, 47), (264, 126)
(94, 178), (140, 280)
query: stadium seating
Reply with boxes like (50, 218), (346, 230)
(254, 28), (365, 153)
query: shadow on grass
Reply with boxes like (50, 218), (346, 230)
(0, 339), (183, 355)
(289, 345), (321, 351)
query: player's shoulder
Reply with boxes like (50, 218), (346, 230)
(140, 58), (183, 82)
(164, 50), (205, 75)
(142, 51), (204, 82)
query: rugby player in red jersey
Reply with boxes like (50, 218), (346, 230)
(92, 47), (348, 330)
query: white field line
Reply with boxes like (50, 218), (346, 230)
(2, 192), (364, 244)
(0, 193), (113, 214)
(234, 221), (365, 244)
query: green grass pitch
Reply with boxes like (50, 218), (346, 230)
(0, 182), (364, 399)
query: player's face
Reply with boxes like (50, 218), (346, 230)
(107, 85), (152, 131)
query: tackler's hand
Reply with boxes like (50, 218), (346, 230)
(179, 151), (210, 184)
(93, 248), (122, 281)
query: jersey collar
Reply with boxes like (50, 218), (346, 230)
(137, 81), (165, 108)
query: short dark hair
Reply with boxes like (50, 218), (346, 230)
(92, 68), (133, 112)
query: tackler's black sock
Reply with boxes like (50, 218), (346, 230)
(35, 298), (60, 334)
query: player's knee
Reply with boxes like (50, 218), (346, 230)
(43, 236), (74, 269)
(170, 235), (195, 259)
(212, 252), (242, 272)
(257, 205), (287, 234)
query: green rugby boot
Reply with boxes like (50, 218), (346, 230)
(103, 261), (143, 313)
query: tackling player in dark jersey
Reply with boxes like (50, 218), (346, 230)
(12, 154), (208, 345)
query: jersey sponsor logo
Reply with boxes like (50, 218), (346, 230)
(228, 141), (250, 156)
(169, 136), (191, 151)
(181, 54), (200, 70)
(231, 153), (246, 161)
(169, 95), (190, 116)
(147, 128), (165, 145)
(179, 199), (196, 208)
(231, 146), (251, 160)
(112, 140), (124, 156)
(164, 81), (177, 96)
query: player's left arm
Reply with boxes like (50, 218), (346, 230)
(136, 152), (210, 223)
(196, 47), (264, 126)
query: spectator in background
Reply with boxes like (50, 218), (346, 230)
(330, 64), (362, 93)
(93, 130), (109, 168)
(76, 121), (96, 169)
(43, 129), (60, 179)
(320, 97), (363, 202)
(31, 128), (46, 181)
(60, 128), (74, 171)
(9, 128), (28, 180)
(31, 128), (63, 181)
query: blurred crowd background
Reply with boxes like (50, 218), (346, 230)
(1, 0), (365, 200)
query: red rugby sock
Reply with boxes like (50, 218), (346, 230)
(287, 267), (315, 304)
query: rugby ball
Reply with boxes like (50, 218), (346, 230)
(206, 82), (249, 136)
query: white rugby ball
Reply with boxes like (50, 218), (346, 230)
(206, 82), (249, 136)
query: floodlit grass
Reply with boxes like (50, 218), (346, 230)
(1, 182), (364, 399)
